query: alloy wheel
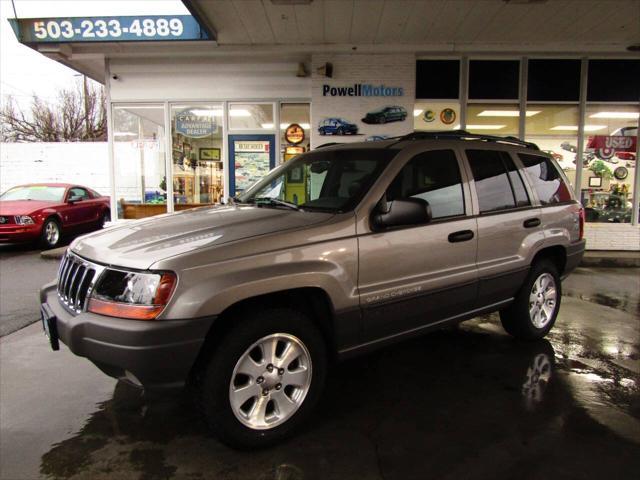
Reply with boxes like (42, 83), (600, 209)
(229, 333), (312, 430)
(45, 221), (60, 246)
(528, 273), (557, 328)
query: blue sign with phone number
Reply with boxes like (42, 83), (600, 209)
(9, 15), (209, 43)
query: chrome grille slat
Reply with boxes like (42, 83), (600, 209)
(56, 252), (105, 314)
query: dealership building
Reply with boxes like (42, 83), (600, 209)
(9, 0), (640, 250)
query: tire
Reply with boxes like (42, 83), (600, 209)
(41, 218), (62, 249)
(198, 308), (327, 449)
(500, 260), (561, 340)
(337, 127), (344, 135)
(101, 210), (111, 228)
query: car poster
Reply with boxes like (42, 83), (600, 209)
(234, 141), (270, 193)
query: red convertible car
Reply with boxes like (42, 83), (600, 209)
(0, 183), (110, 249)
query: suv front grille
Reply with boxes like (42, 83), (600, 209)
(57, 252), (104, 314)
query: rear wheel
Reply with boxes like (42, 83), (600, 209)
(500, 260), (561, 340)
(101, 210), (111, 228)
(41, 218), (61, 249)
(199, 308), (327, 449)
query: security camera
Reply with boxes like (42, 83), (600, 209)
(111, 74), (119, 80)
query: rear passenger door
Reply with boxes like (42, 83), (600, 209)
(358, 149), (478, 342)
(465, 149), (544, 307)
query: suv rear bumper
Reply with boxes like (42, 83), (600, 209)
(563, 239), (586, 279)
(40, 282), (214, 391)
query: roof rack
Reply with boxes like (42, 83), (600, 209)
(395, 130), (539, 150)
(315, 142), (341, 149)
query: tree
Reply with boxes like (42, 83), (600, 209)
(0, 80), (106, 142)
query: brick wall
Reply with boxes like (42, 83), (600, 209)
(584, 223), (640, 251)
(311, 54), (415, 148)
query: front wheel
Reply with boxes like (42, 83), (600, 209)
(101, 210), (111, 228)
(199, 308), (327, 449)
(500, 260), (561, 340)
(41, 218), (62, 249)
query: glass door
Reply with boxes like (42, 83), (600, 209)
(228, 134), (276, 196)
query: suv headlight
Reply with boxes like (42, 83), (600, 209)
(87, 269), (177, 320)
(14, 215), (34, 225)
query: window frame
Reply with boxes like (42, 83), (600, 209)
(67, 187), (90, 202)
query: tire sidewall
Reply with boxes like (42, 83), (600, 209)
(518, 261), (562, 338)
(200, 309), (327, 449)
(41, 218), (61, 249)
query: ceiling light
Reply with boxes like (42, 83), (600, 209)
(300, 123), (310, 129)
(589, 111), (640, 119)
(413, 109), (423, 117)
(261, 123), (274, 129)
(229, 109), (251, 117)
(478, 110), (540, 117)
(466, 125), (506, 130)
(114, 132), (137, 137)
(550, 125), (607, 132)
(190, 109), (222, 117)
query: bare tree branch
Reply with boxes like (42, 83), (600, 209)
(0, 80), (106, 142)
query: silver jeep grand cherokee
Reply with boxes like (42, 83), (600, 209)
(40, 131), (585, 448)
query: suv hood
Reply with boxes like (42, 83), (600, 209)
(71, 205), (334, 270)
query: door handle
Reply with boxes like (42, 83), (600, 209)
(523, 218), (541, 228)
(448, 230), (474, 243)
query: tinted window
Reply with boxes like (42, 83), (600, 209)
(387, 150), (465, 219)
(467, 150), (517, 213)
(528, 59), (580, 101)
(68, 187), (90, 200)
(502, 153), (530, 207)
(518, 154), (572, 205)
(587, 60), (640, 102)
(469, 60), (520, 100)
(416, 60), (460, 99)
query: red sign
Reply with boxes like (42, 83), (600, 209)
(587, 135), (636, 151)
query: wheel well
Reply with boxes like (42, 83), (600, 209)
(189, 288), (336, 380)
(531, 246), (567, 275)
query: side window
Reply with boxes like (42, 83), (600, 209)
(387, 149), (465, 219)
(467, 150), (518, 213)
(68, 187), (89, 201)
(518, 154), (572, 205)
(501, 153), (530, 207)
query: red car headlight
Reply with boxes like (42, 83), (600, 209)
(87, 269), (177, 320)
(14, 215), (35, 225)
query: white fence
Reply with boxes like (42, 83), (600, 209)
(0, 142), (109, 195)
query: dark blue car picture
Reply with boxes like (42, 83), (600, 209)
(362, 105), (407, 124)
(318, 118), (359, 135)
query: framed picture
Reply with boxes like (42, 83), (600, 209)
(199, 147), (221, 161)
(588, 176), (603, 187)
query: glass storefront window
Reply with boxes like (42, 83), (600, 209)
(581, 104), (638, 223)
(414, 101), (460, 131)
(113, 104), (167, 219)
(229, 103), (274, 130)
(466, 104), (519, 136)
(171, 104), (224, 207)
(524, 105), (579, 188)
(280, 103), (310, 163)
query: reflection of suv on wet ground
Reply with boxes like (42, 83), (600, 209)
(40, 131), (585, 448)
(318, 117), (358, 135)
(362, 105), (408, 124)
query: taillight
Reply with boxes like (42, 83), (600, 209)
(578, 207), (585, 240)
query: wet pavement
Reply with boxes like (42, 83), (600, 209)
(0, 260), (639, 479)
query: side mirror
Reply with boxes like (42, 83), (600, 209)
(67, 195), (83, 204)
(372, 197), (432, 230)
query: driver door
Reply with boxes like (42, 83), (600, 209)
(358, 148), (478, 342)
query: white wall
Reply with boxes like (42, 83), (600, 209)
(109, 57), (311, 102)
(584, 223), (640, 251)
(0, 143), (109, 195)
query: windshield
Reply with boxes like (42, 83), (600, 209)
(0, 186), (66, 202)
(238, 148), (397, 212)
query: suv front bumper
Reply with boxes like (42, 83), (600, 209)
(40, 282), (215, 391)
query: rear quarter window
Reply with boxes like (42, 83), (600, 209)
(518, 154), (572, 205)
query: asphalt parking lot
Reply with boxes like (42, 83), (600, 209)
(1, 246), (638, 480)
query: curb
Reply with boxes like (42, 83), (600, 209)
(580, 251), (640, 268)
(40, 247), (67, 260)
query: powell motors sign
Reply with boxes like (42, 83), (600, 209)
(322, 83), (404, 97)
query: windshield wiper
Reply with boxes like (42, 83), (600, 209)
(251, 197), (300, 211)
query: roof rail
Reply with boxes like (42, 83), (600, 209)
(395, 130), (539, 150)
(315, 142), (341, 149)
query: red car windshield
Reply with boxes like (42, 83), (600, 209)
(0, 186), (66, 202)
